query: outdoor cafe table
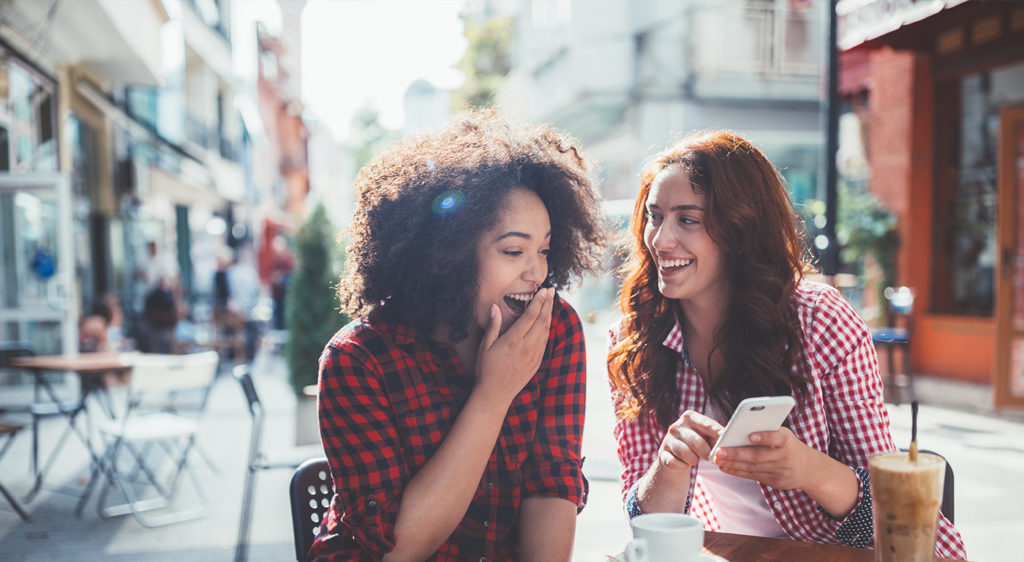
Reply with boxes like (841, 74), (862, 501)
(9, 352), (137, 498)
(701, 531), (961, 561)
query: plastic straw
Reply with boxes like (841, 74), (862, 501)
(909, 401), (919, 462)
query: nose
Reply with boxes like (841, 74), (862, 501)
(649, 222), (674, 252)
(523, 253), (547, 287)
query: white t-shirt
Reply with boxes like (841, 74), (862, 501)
(696, 459), (787, 538)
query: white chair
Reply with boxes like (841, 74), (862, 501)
(75, 351), (220, 527)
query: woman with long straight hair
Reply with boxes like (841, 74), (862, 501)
(607, 131), (965, 559)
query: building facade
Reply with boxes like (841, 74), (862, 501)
(0, 0), (248, 354)
(839, 0), (1024, 407)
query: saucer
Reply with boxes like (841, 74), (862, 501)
(607, 553), (728, 562)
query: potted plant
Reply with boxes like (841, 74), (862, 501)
(284, 204), (349, 445)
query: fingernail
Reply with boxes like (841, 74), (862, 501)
(749, 434), (761, 444)
(716, 450), (727, 460)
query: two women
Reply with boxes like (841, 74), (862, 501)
(606, 131), (966, 559)
(312, 110), (605, 560)
(314, 113), (966, 560)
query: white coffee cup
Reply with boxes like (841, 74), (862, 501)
(623, 513), (704, 562)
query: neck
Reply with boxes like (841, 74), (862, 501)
(437, 324), (483, 377)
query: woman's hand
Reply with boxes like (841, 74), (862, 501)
(713, 427), (814, 490)
(714, 428), (860, 518)
(475, 288), (555, 404)
(657, 410), (724, 472)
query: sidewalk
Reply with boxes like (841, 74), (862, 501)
(1, 327), (1022, 561)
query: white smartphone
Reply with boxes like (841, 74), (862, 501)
(709, 395), (796, 462)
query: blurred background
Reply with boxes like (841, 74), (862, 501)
(1, 0), (1023, 560)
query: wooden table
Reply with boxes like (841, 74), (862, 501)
(703, 531), (958, 561)
(9, 352), (138, 498)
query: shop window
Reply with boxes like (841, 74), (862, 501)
(933, 61), (1024, 316)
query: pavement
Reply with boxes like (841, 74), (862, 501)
(0, 315), (1022, 561)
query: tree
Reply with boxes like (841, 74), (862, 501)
(284, 204), (349, 395)
(348, 104), (398, 172)
(452, 15), (513, 110)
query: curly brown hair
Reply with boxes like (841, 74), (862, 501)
(339, 109), (607, 341)
(608, 131), (813, 428)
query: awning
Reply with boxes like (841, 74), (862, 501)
(837, 0), (971, 50)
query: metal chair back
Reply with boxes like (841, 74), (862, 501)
(289, 458), (332, 561)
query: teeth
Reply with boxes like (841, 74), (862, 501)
(506, 293), (533, 302)
(661, 258), (693, 268)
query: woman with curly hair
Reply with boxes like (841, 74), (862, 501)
(607, 131), (965, 559)
(310, 110), (606, 561)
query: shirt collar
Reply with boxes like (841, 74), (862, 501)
(662, 314), (686, 356)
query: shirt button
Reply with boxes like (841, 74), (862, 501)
(773, 501), (782, 509)
(368, 499), (377, 507)
(483, 520), (489, 527)
(487, 482), (494, 489)
(479, 557), (487, 562)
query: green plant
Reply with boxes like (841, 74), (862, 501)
(835, 180), (899, 292)
(284, 204), (349, 396)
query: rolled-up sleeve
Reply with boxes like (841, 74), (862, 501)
(522, 299), (587, 509)
(314, 339), (406, 559)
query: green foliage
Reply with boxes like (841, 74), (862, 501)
(453, 16), (513, 110)
(284, 204), (349, 396)
(348, 104), (398, 172)
(835, 181), (899, 290)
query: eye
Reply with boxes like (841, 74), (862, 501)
(645, 210), (662, 224)
(679, 216), (699, 226)
(540, 248), (550, 257)
(502, 249), (523, 257)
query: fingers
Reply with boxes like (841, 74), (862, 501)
(502, 288), (552, 341)
(479, 304), (501, 354)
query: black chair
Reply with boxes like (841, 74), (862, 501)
(0, 422), (30, 520)
(872, 286), (915, 405)
(234, 365), (323, 562)
(289, 458), (332, 561)
(899, 448), (955, 524)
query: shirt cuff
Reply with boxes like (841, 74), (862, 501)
(625, 481), (643, 519)
(817, 466), (873, 548)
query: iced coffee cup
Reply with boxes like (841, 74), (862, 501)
(868, 451), (946, 562)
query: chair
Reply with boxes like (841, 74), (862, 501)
(900, 448), (955, 524)
(872, 286), (915, 405)
(289, 458), (333, 561)
(0, 422), (31, 520)
(75, 350), (220, 527)
(234, 365), (324, 562)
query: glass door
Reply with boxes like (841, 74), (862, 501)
(996, 106), (1024, 408)
(0, 173), (77, 355)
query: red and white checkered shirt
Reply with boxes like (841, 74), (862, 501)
(611, 281), (966, 560)
(311, 296), (587, 561)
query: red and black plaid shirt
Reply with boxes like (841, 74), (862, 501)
(309, 297), (587, 561)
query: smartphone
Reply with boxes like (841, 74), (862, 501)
(709, 395), (796, 462)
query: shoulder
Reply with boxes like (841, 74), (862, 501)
(321, 316), (400, 371)
(548, 295), (585, 344)
(792, 279), (870, 347)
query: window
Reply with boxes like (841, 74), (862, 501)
(932, 61), (1024, 316)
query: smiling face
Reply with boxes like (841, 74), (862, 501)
(644, 165), (728, 306)
(473, 188), (551, 336)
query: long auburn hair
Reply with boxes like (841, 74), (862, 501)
(607, 131), (812, 428)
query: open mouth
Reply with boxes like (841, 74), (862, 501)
(660, 257), (693, 273)
(503, 292), (534, 315)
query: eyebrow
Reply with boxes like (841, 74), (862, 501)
(494, 230), (552, 242)
(647, 203), (705, 212)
